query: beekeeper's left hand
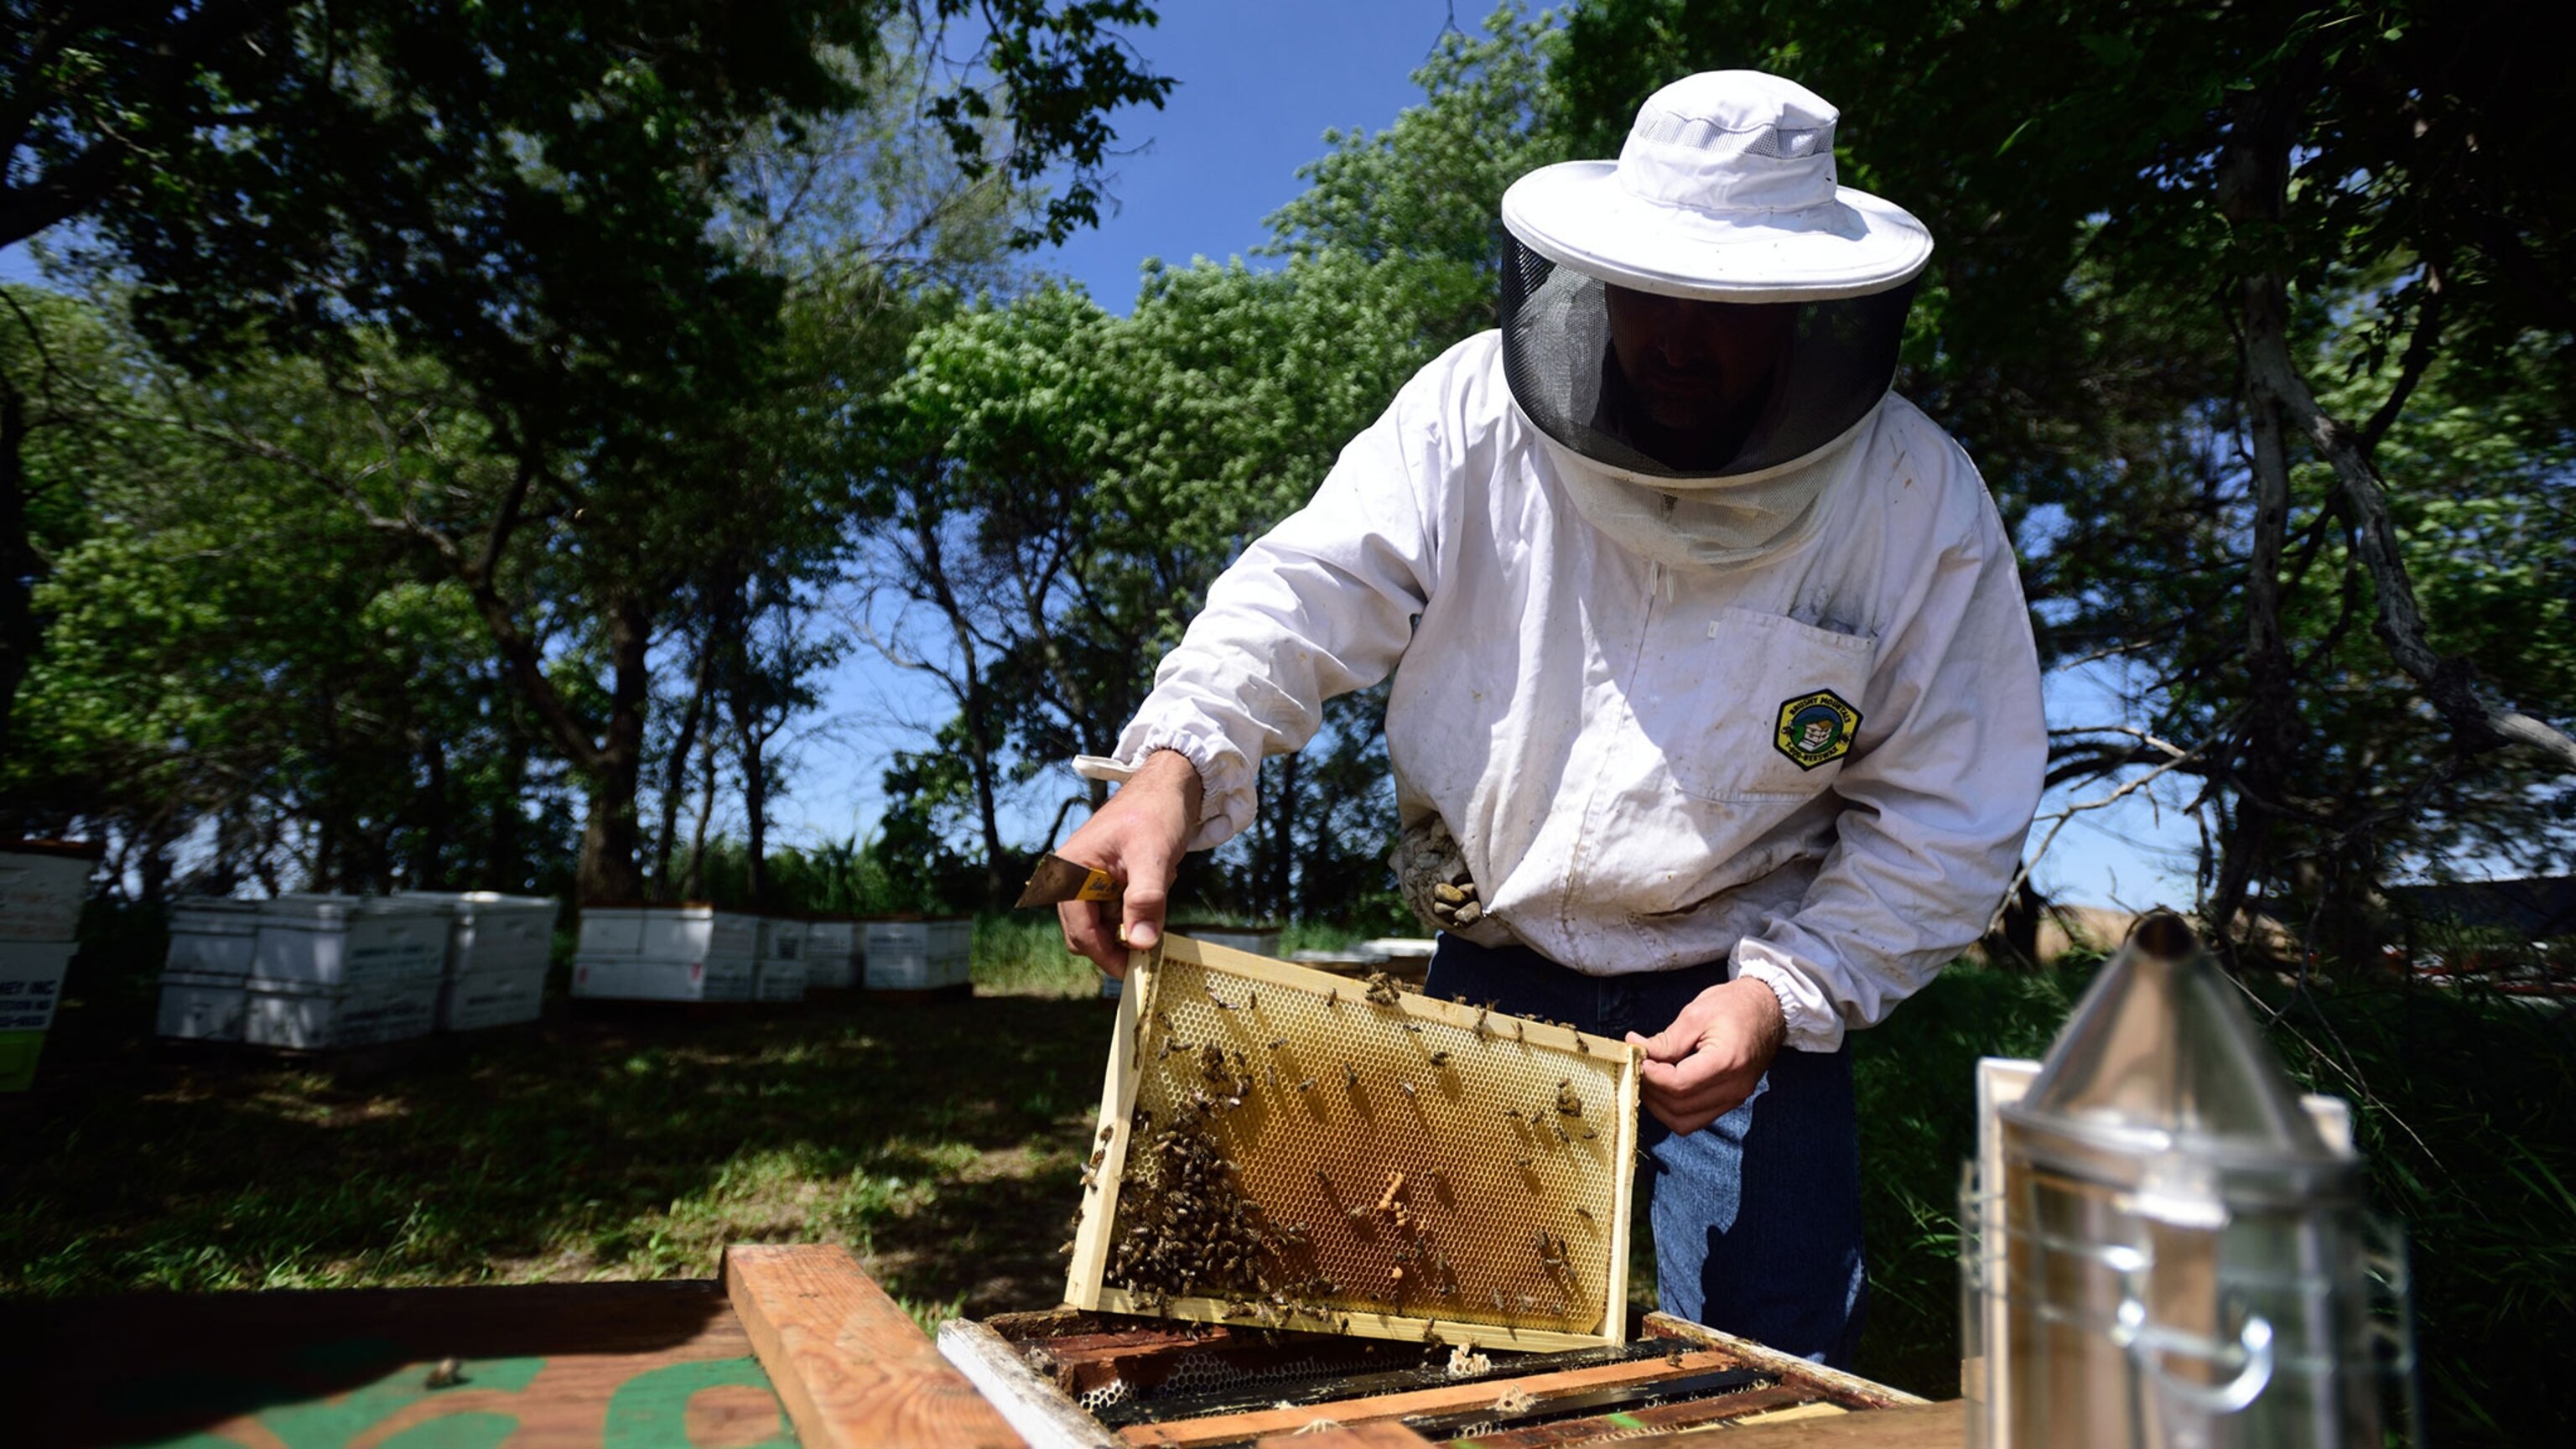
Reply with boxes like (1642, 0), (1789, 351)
(1626, 977), (1785, 1135)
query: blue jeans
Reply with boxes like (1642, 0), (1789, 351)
(1424, 933), (1867, 1368)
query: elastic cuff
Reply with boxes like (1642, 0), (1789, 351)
(1732, 939), (1847, 1053)
(1112, 728), (1248, 852)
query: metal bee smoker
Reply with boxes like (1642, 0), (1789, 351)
(1961, 912), (2418, 1449)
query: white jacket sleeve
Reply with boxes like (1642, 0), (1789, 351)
(1732, 478), (2047, 1052)
(1102, 382), (1444, 851)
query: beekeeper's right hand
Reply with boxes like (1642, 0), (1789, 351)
(1056, 749), (1202, 977)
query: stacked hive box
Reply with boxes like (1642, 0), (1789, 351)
(862, 917), (971, 992)
(802, 917), (859, 989)
(397, 891), (558, 1030)
(156, 900), (263, 1041)
(571, 905), (756, 1001)
(0, 841), (101, 1090)
(751, 917), (808, 1002)
(242, 896), (449, 1048)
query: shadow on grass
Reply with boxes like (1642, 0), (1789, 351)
(3, 989), (1123, 1326)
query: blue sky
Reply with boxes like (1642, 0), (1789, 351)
(1037, 2), (1508, 312)
(6, 1), (2201, 909)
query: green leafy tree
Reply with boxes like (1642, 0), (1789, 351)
(1552, 0), (2575, 951)
(3, 1), (1171, 897)
(862, 12), (1568, 919)
(7, 313), (579, 896)
(0, 285), (123, 798)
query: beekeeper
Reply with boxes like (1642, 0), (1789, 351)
(1055, 71), (2045, 1367)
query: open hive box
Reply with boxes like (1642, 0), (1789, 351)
(1063, 933), (1643, 1352)
(942, 1308), (1937, 1447)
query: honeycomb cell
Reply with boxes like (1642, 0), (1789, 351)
(1067, 935), (1641, 1350)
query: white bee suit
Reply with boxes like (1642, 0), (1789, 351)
(1089, 331), (2045, 1052)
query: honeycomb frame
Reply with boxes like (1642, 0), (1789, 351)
(1063, 933), (1642, 1353)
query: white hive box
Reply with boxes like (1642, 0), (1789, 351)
(0, 939), (75, 1031)
(244, 974), (442, 1049)
(157, 972), (251, 1041)
(0, 841), (99, 943)
(395, 891), (557, 975)
(751, 959), (808, 1002)
(569, 902), (756, 1002)
(575, 903), (757, 963)
(166, 900), (262, 976)
(394, 891), (556, 1031)
(755, 916), (806, 963)
(862, 917), (971, 991)
(802, 918), (858, 989)
(1359, 937), (1438, 969)
(436, 966), (547, 1031)
(569, 954), (756, 1002)
(252, 896), (448, 989)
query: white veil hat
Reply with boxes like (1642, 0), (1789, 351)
(1500, 70), (1932, 304)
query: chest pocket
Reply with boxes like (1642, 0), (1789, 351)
(1630, 605), (1878, 803)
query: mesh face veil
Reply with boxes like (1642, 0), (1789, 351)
(1498, 235), (1919, 483)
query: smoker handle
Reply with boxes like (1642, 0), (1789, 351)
(2114, 1297), (2277, 1414)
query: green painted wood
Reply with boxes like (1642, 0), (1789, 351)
(13, 1278), (789, 1447)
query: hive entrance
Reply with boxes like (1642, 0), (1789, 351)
(1064, 934), (1641, 1352)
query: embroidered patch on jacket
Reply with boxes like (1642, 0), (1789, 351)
(1774, 690), (1862, 771)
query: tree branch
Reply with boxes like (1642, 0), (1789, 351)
(456, 456), (605, 775)
(1990, 728), (2222, 936)
(2240, 294), (2576, 771)
(2357, 258), (2444, 455)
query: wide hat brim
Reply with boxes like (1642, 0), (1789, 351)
(1500, 160), (1933, 304)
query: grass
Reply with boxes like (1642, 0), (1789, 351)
(7, 927), (2569, 1446)
(1846, 961), (2080, 1394)
(968, 913), (1105, 998)
(1842, 956), (2576, 1448)
(6, 964), (1119, 1346)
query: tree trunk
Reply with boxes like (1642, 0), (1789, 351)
(202, 806), (247, 897)
(414, 730), (451, 890)
(724, 578), (783, 912)
(573, 593), (652, 904)
(908, 506), (1010, 911)
(483, 696), (530, 892)
(1988, 878), (2049, 969)
(0, 372), (34, 815)
(684, 718), (719, 902)
(456, 458), (662, 900)
(138, 817), (175, 908)
(308, 683), (345, 891)
(2209, 87), (2302, 961)
(970, 677), (1010, 911)
(653, 625), (717, 902)
(733, 691), (771, 911)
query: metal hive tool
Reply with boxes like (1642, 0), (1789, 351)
(1063, 933), (1643, 1353)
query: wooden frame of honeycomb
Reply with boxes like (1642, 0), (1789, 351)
(1063, 933), (1643, 1353)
